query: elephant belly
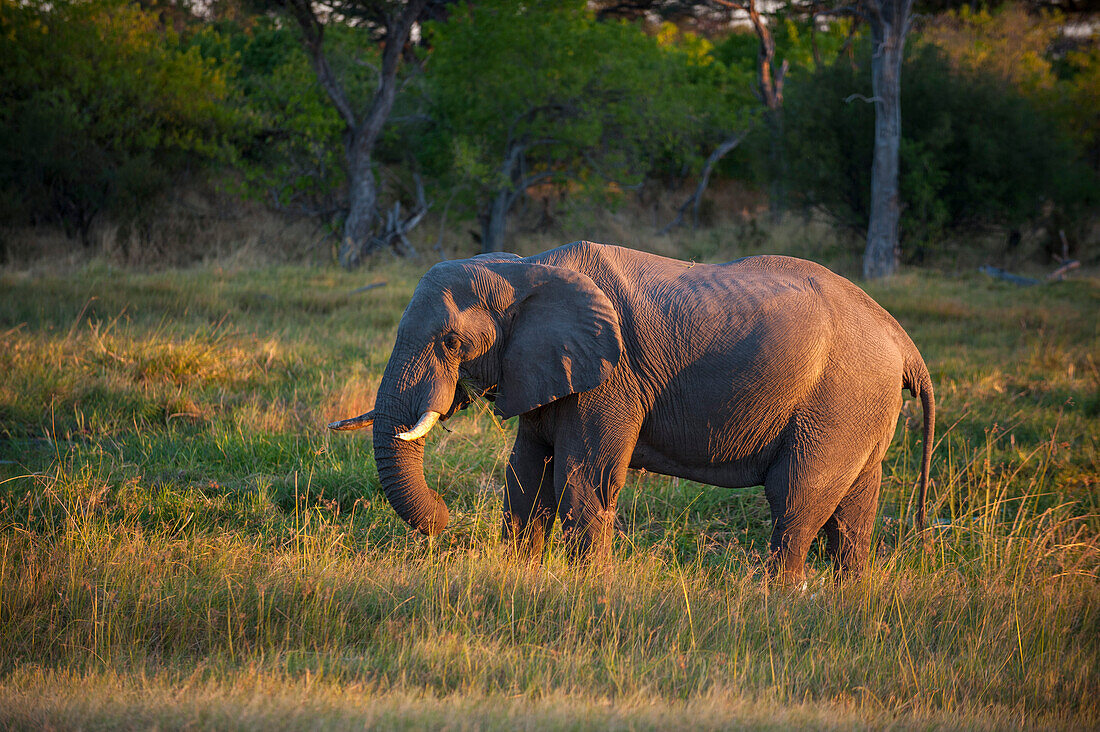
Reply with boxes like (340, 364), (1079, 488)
(628, 436), (777, 490)
(627, 361), (802, 489)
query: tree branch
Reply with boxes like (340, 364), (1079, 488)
(284, 0), (357, 129)
(354, 0), (428, 154)
(660, 127), (752, 235)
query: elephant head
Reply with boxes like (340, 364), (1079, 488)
(330, 253), (623, 536)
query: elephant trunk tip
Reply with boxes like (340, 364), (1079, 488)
(415, 504), (450, 536)
(328, 409), (375, 431)
(397, 486), (450, 536)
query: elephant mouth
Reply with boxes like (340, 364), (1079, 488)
(447, 379), (498, 417)
(328, 381), (489, 434)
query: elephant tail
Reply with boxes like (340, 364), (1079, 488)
(903, 354), (935, 538)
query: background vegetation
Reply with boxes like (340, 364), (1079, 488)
(0, 0), (1096, 266)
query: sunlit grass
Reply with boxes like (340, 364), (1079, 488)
(0, 251), (1097, 728)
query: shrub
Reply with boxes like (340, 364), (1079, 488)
(0, 0), (239, 245)
(783, 38), (1096, 260)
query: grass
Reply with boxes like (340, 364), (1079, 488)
(0, 227), (1097, 729)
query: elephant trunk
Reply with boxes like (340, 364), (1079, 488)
(372, 413), (450, 536)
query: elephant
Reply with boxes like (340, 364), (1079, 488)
(329, 240), (934, 582)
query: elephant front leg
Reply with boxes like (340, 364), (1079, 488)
(502, 429), (556, 561)
(554, 428), (637, 563)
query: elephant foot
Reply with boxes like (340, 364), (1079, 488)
(561, 522), (615, 566)
(502, 530), (548, 566)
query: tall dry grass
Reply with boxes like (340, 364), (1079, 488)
(0, 223), (1097, 728)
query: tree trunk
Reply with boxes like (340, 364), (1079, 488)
(720, 0), (787, 221)
(863, 0), (911, 280)
(339, 144), (378, 268)
(286, 0), (428, 269)
(765, 107), (786, 222)
(480, 189), (511, 253)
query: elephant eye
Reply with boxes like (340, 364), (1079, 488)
(443, 333), (461, 352)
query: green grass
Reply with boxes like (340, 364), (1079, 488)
(1, 243), (1098, 729)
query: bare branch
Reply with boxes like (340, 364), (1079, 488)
(284, 0), (357, 129)
(661, 128), (752, 235)
(708, 0), (748, 10)
(369, 172), (430, 259)
(710, 0), (784, 109)
(517, 169), (560, 191)
(354, 0), (428, 153)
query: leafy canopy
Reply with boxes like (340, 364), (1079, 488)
(783, 37), (1094, 255)
(422, 0), (741, 209)
(0, 0), (239, 240)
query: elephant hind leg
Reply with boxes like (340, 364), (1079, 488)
(764, 453), (852, 585)
(824, 461), (883, 578)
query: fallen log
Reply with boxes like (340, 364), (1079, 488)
(349, 281), (387, 295)
(1048, 260), (1080, 281)
(979, 260), (1081, 287)
(979, 266), (1040, 286)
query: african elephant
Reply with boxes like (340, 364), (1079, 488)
(329, 241), (934, 582)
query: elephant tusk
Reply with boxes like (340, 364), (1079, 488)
(328, 409), (375, 431)
(396, 411), (441, 441)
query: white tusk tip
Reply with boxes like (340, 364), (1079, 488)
(396, 411), (441, 441)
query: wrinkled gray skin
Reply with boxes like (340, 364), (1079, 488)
(333, 241), (934, 582)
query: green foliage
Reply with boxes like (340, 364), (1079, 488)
(707, 17), (863, 186)
(1058, 42), (1100, 171)
(422, 1), (740, 222)
(220, 20), (349, 218)
(921, 3), (1100, 178)
(649, 22), (756, 182)
(199, 18), (414, 221)
(921, 3), (1063, 97)
(0, 0), (239, 243)
(0, 0), (1093, 263)
(711, 15), (862, 81)
(783, 38), (1096, 257)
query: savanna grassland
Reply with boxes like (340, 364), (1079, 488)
(0, 229), (1098, 730)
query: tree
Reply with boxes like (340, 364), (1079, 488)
(784, 0), (914, 277)
(783, 40), (1090, 256)
(0, 0), (237, 246)
(659, 21), (756, 233)
(860, 0), (915, 279)
(198, 19), (371, 227)
(919, 2), (1099, 257)
(922, 2), (1100, 173)
(283, 0), (429, 267)
(712, 0), (789, 220)
(425, 0), (710, 253)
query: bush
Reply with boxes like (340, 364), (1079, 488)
(0, 0), (239, 245)
(421, 0), (745, 249)
(783, 38), (1096, 261)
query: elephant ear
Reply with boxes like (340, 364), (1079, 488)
(494, 263), (622, 419)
